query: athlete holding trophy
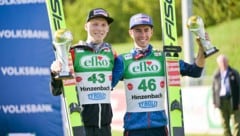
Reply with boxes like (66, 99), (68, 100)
(187, 15), (219, 58)
(52, 29), (73, 79)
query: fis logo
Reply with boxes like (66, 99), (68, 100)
(81, 55), (110, 68)
(163, 0), (176, 42)
(49, 0), (64, 30)
(129, 60), (160, 74)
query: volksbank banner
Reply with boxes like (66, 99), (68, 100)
(0, 1), (64, 135)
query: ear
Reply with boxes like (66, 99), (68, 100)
(128, 29), (132, 36)
(129, 29), (134, 38)
(84, 23), (88, 31)
(106, 27), (109, 32)
(150, 28), (153, 35)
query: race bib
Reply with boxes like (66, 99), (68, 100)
(75, 71), (111, 104)
(124, 76), (166, 112)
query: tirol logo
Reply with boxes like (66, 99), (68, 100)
(129, 60), (160, 74)
(88, 92), (106, 100)
(139, 100), (157, 108)
(81, 55), (110, 68)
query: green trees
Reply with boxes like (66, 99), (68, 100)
(63, 0), (240, 44)
(193, 0), (240, 25)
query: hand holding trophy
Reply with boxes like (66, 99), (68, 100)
(187, 15), (219, 58)
(52, 28), (74, 79)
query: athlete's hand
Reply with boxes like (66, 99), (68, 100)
(195, 36), (205, 67)
(205, 32), (210, 41)
(50, 60), (62, 75)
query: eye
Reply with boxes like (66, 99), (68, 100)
(134, 29), (141, 33)
(92, 22), (98, 26)
(144, 28), (150, 32)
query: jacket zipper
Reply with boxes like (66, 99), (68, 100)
(148, 112), (151, 128)
(98, 104), (101, 128)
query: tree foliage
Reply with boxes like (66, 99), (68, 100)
(193, 0), (240, 25)
(63, 0), (240, 44)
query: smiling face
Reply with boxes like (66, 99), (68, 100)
(129, 25), (153, 49)
(85, 17), (109, 44)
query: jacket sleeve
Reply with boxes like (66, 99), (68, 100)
(50, 73), (64, 96)
(212, 73), (218, 105)
(112, 55), (124, 88)
(179, 60), (203, 78)
(234, 69), (240, 105)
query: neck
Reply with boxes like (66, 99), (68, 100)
(135, 45), (149, 50)
(86, 39), (103, 45)
(220, 66), (228, 73)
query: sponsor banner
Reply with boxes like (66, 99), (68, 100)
(0, 1), (64, 135)
(182, 86), (222, 134)
(166, 60), (180, 86)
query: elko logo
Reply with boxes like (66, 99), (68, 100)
(81, 55), (110, 68)
(129, 60), (160, 74)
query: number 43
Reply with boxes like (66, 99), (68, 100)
(88, 73), (105, 83)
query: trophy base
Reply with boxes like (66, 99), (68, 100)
(54, 72), (74, 80)
(204, 47), (219, 58)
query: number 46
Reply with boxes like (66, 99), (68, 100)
(138, 79), (156, 92)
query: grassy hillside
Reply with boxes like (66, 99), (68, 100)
(203, 18), (240, 75)
(112, 18), (240, 85)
